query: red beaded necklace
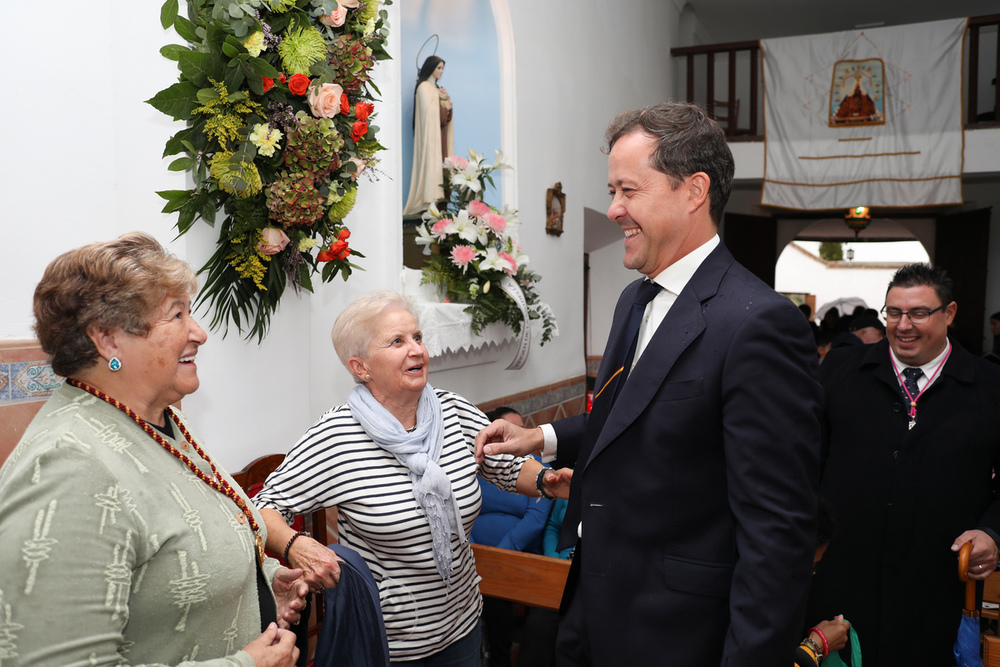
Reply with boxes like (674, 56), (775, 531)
(67, 378), (266, 566)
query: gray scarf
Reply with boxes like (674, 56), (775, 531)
(348, 383), (466, 585)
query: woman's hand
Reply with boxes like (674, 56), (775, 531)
(288, 536), (344, 591)
(243, 622), (299, 667)
(812, 615), (851, 655)
(271, 567), (309, 628)
(542, 467), (573, 500)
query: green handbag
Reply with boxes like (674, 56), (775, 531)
(823, 626), (861, 667)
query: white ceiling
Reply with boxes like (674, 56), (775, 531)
(682, 0), (999, 44)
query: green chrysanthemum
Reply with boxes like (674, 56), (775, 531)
(328, 186), (357, 221)
(210, 152), (263, 197)
(357, 0), (379, 25)
(278, 26), (327, 75)
(267, 0), (295, 12)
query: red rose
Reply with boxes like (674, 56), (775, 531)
(262, 76), (274, 93)
(288, 73), (310, 96)
(279, 73), (287, 84)
(340, 93), (350, 116)
(350, 120), (368, 142)
(317, 229), (352, 262)
(355, 102), (374, 121)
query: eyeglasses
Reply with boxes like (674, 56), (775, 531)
(881, 305), (945, 324)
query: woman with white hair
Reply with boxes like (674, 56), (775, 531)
(255, 291), (571, 666)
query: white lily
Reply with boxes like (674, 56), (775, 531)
(478, 247), (515, 274)
(421, 201), (443, 224)
(414, 224), (437, 255)
(491, 149), (513, 170)
(451, 163), (483, 193)
(446, 209), (486, 245)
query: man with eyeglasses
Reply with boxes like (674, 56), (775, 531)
(805, 263), (1000, 667)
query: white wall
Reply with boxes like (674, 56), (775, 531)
(0, 1), (680, 470)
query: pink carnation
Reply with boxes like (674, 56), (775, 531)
(443, 155), (469, 170)
(450, 245), (477, 272)
(484, 213), (507, 235)
(468, 200), (491, 218)
(499, 252), (517, 275)
(431, 219), (451, 239)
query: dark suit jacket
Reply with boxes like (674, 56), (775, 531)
(552, 242), (822, 666)
(807, 339), (1000, 667)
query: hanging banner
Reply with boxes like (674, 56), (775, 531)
(499, 275), (531, 370)
(760, 18), (966, 210)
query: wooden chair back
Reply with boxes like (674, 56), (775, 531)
(232, 454), (330, 661)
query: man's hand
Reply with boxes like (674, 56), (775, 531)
(952, 529), (999, 580)
(271, 567), (309, 628)
(474, 419), (545, 464)
(541, 467), (574, 500)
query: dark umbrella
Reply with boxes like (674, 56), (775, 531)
(955, 542), (984, 667)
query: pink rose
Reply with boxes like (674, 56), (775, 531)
(468, 200), (491, 218)
(258, 227), (290, 255)
(346, 157), (366, 181)
(443, 155), (469, 170)
(308, 82), (345, 118)
(319, 6), (347, 27)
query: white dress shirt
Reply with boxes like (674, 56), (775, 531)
(540, 235), (721, 462)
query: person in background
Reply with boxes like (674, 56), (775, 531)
(0, 232), (306, 667)
(795, 499), (851, 666)
(472, 407), (552, 667)
(988, 311), (1000, 356)
(807, 263), (1000, 666)
(255, 291), (572, 667)
(847, 314), (885, 344)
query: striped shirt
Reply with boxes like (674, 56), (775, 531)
(254, 388), (526, 660)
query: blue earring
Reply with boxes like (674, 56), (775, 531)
(109, 357), (122, 372)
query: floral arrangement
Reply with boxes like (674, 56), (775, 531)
(148, 0), (391, 341)
(415, 151), (557, 345)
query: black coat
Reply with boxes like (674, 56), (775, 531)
(807, 339), (1000, 666)
(553, 243), (822, 666)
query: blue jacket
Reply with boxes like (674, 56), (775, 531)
(471, 456), (551, 553)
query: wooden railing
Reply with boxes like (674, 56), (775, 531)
(671, 14), (1000, 141)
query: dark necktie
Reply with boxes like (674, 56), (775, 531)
(900, 367), (922, 405)
(609, 279), (662, 405)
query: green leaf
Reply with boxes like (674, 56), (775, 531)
(178, 50), (215, 87)
(168, 156), (195, 172)
(247, 57), (280, 79)
(162, 127), (194, 157)
(146, 81), (201, 120)
(160, 0), (179, 30)
(159, 44), (190, 61)
(174, 15), (199, 43)
(196, 86), (220, 104)
(157, 189), (194, 213)
(222, 40), (240, 58)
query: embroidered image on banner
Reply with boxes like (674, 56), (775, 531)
(830, 59), (885, 127)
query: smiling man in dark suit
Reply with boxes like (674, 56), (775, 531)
(475, 102), (822, 666)
(807, 264), (1000, 667)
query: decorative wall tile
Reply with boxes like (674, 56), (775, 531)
(9, 362), (62, 401)
(0, 364), (9, 402)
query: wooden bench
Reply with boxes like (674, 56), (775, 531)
(471, 543), (571, 610)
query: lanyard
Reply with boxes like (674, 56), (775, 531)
(889, 346), (951, 429)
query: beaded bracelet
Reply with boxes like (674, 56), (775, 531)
(283, 530), (311, 564)
(802, 637), (823, 659)
(796, 641), (820, 666)
(536, 466), (553, 500)
(809, 626), (830, 658)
